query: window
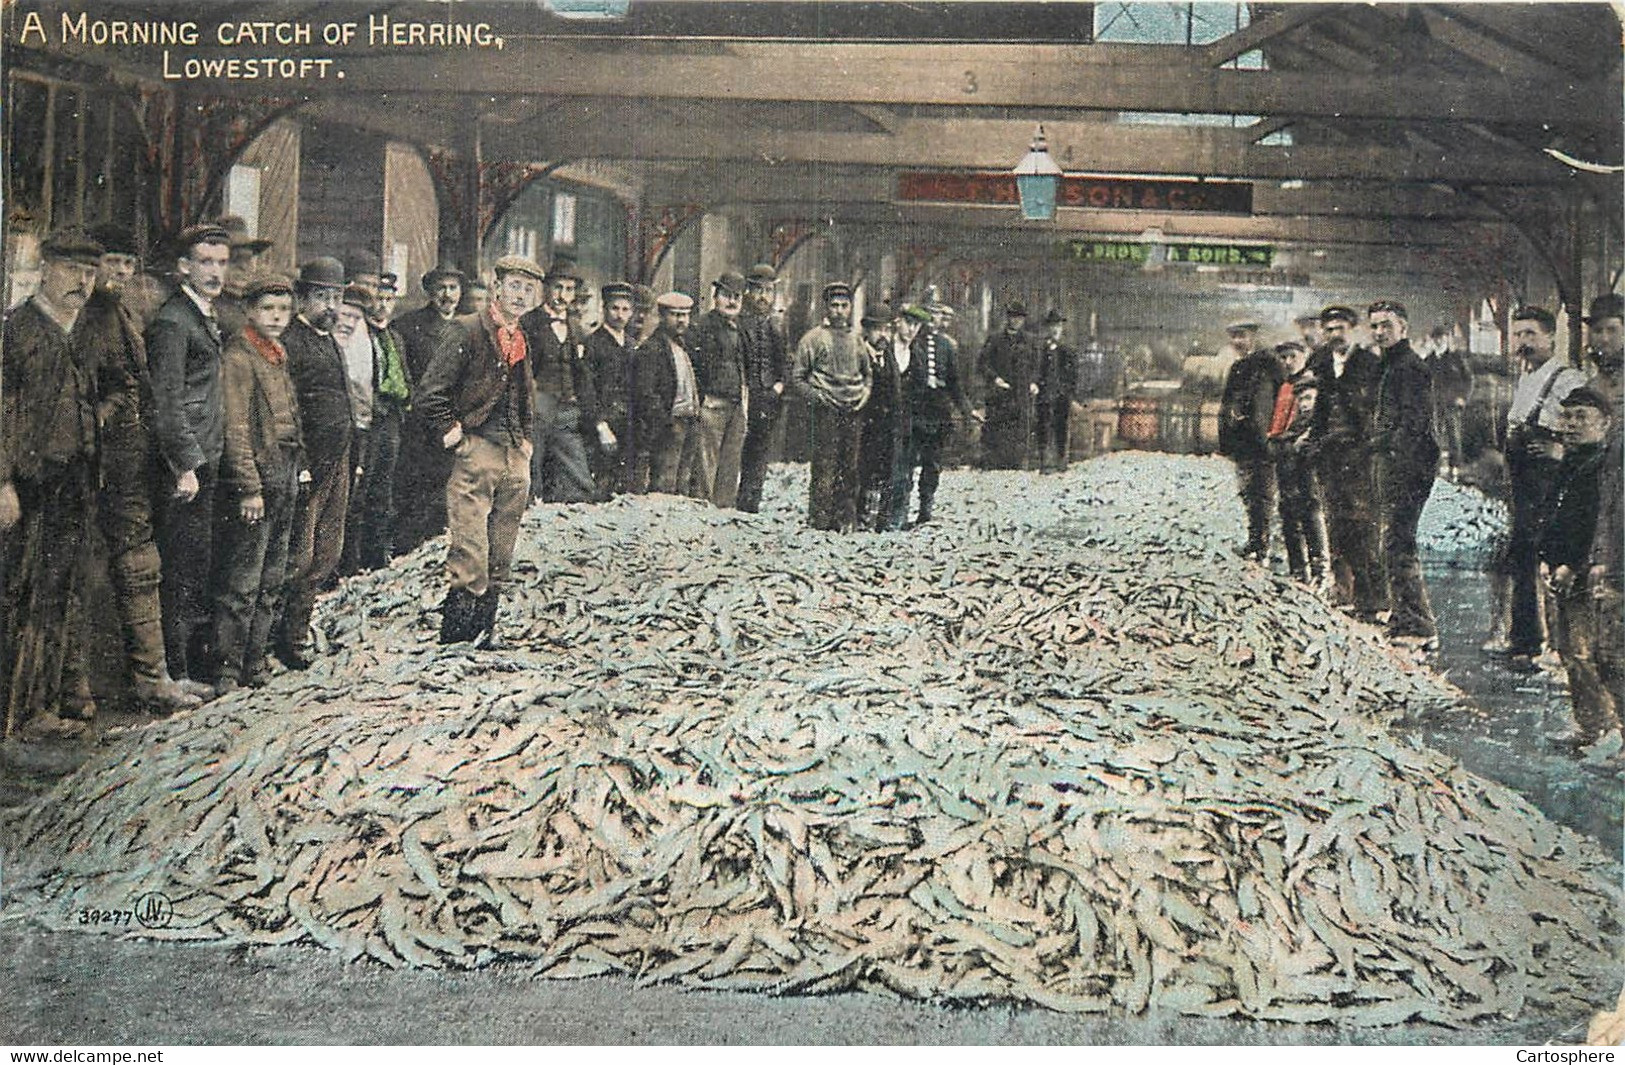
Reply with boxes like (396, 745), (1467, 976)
(552, 191), (577, 247)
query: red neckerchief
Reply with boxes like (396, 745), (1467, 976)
(244, 324), (286, 367)
(488, 303), (528, 367)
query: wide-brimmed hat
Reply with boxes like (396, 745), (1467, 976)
(215, 215), (272, 255)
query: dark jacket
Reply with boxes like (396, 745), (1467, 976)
(415, 311), (535, 442)
(907, 326), (971, 424)
(0, 299), (98, 484)
(393, 304), (460, 383)
(145, 287), (224, 476)
(1037, 338), (1078, 402)
(980, 328), (1037, 395)
(584, 324), (635, 434)
(219, 330), (304, 500)
(1218, 348), (1283, 460)
(740, 312), (788, 396)
(1306, 343), (1382, 452)
(631, 330), (682, 443)
(282, 316), (354, 475)
(1591, 429), (1622, 586)
(686, 309), (747, 401)
(1372, 339), (1439, 465)
(1541, 441), (1607, 574)
(80, 287), (153, 446)
(519, 307), (596, 421)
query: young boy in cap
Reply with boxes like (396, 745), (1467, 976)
(0, 229), (106, 738)
(1266, 340), (1328, 587)
(214, 274), (305, 694)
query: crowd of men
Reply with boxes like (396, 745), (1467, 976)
(0, 225), (1014, 741)
(1214, 297), (1625, 756)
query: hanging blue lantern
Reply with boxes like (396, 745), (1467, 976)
(1012, 125), (1064, 221)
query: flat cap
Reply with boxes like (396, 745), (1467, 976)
(1043, 309), (1067, 325)
(1367, 299), (1408, 320)
(1293, 313), (1320, 326)
(1225, 319), (1260, 334)
(421, 263), (466, 290)
(1319, 305), (1358, 325)
(656, 291), (694, 311)
(600, 281), (635, 303)
(492, 255), (547, 283)
(900, 304), (934, 324)
(822, 281), (853, 302)
(1005, 301), (1029, 318)
(215, 215), (272, 254)
(1512, 305), (1556, 332)
(296, 257), (346, 290)
(40, 228), (105, 265)
(1586, 294), (1624, 323)
(342, 283), (375, 308)
(712, 271), (747, 297)
(932, 303), (957, 318)
(1560, 386), (1612, 414)
(746, 263), (777, 285)
(240, 272), (295, 302)
(173, 223), (232, 257)
(861, 304), (895, 327)
(375, 272), (399, 295)
(1273, 340), (1308, 356)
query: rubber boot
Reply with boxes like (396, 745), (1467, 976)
(439, 587), (479, 645)
(473, 590), (501, 649)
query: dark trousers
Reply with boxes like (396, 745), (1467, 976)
(531, 393), (596, 503)
(1506, 448), (1560, 655)
(393, 413), (454, 557)
(808, 403), (864, 532)
(886, 423), (917, 531)
(907, 416), (951, 521)
(98, 426), (167, 685)
(981, 393), (1030, 470)
(1, 464), (94, 736)
(736, 390), (781, 513)
(279, 442), (351, 656)
(1039, 396), (1071, 471)
(634, 416), (699, 496)
(1232, 454), (1277, 556)
(858, 413), (901, 531)
(1378, 454), (1438, 638)
(157, 459), (218, 681)
(348, 407), (403, 572)
(1275, 446), (1327, 579)
(214, 462), (297, 684)
(1320, 448), (1386, 616)
(1551, 584), (1621, 742)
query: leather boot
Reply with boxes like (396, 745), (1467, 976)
(473, 590), (501, 649)
(439, 587), (479, 645)
(131, 673), (203, 715)
(914, 495), (934, 527)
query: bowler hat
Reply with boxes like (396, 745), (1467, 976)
(544, 256), (583, 284)
(746, 264), (777, 286)
(86, 223), (138, 259)
(492, 255), (547, 284)
(822, 281), (853, 302)
(40, 228), (105, 266)
(1586, 294), (1624, 323)
(421, 264), (466, 290)
(1043, 309), (1067, 325)
(861, 304), (895, 327)
(296, 257), (346, 291)
(712, 271), (747, 297)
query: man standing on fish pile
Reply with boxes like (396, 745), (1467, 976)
(1369, 300), (1440, 650)
(275, 258), (352, 670)
(978, 301), (1036, 470)
(793, 282), (871, 532)
(1306, 305), (1387, 623)
(1034, 309), (1078, 473)
(582, 281), (637, 498)
(0, 230), (107, 739)
(1217, 319), (1284, 562)
(736, 264), (788, 513)
(883, 305), (928, 531)
(519, 257), (607, 504)
(1539, 386), (1621, 755)
(857, 303), (905, 531)
(628, 293), (700, 495)
(416, 256), (544, 646)
(1266, 340), (1328, 588)
(1499, 306), (1586, 670)
(80, 223), (205, 713)
(901, 300), (978, 527)
(392, 264), (467, 556)
(685, 270), (751, 508)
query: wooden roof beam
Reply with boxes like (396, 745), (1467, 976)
(1201, 5), (1334, 67)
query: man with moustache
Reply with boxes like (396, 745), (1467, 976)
(393, 264), (467, 556)
(520, 257), (610, 503)
(793, 282), (872, 532)
(81, 223), (204, 712)
(583, 281), (636, 497)
(903, 300), (978, 527)
(1035, 310), (1078, 473)
(736, 264), (788, 513)
(1500, 305), (1587, 667)
(1582, 293), (1624, 414)
(1368, 300), (1440, 648)
(0, 231), (106, 738)
(883, 305), (929, 531)
(1306, 305), (1386, 621)
(686, 271), (752, 507)
(274, 257), (350, 669)
(332, 283), (381, 575)
(415, 256), (543, 645)
(630, 293), (701, 495)
(146, 222), (233, 690)
(857, 304), (904, 531)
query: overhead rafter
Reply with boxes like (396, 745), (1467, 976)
(1201, 4), (1332, 66)
(1414, 7), (1569, 82)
